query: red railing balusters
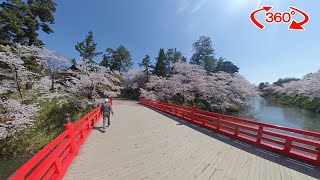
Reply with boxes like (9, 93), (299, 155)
(191, 106), (196, 122)
(11, 106), (101, 180)
(174, 104), (177, 115)
(216, 115), (221, 131)
(234, 126), (239, 138)
(256, 125), (263, 145)
(316, 151), (320, 166)
(64, 123), (78, 157)
(284, 138), (293, 155)
(53, 160), (62, 177)
(140, 97), (320, 166)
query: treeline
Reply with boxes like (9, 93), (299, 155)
(258, 72), (320, 112)
(121, 35), (241, 100)
(74, 32), (240, 79)
(0, 0), (239, 79)
(138, 36), (239, 79)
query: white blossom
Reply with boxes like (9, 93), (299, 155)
(0, 99), (39, 139)
(141, 63), (258, 112)
(65, 60), (122, 99)
(268, 70), (320, 98)
(0, 44), (41, 100)
(122, 70), (147, 90)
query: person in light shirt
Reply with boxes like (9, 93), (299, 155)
(100, 98), (113, 132)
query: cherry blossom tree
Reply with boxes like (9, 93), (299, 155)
(38, 48), (70, 90)
(0, 99), (39, 139)
(122, 70), (147, 90)
(269, 70), (320, 98)
(65, 60), (121, 99)
(141, 62), (258, 112)
(0, 44), (40, 101)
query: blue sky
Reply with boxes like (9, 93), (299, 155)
(38, 0), (320, 84)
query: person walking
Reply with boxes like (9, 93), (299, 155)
(100, 98), (113, 132)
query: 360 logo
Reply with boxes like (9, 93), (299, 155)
(250, 6), (310, 31)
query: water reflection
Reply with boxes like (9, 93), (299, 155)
(237, 97), (320, 133)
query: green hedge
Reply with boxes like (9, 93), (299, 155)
(268, 95), (320, 112)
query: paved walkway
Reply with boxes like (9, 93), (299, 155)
(64, 100), (320, 180)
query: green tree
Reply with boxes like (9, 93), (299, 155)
(71, 58), (77, 65)
(0, 0), (56, 46)
(75, 31), (102, 65)
(258, 82), (269, 90)
(154, 48), (167, 77)
(139, 55), (152, 77)
(166, 48), (187, 75)
(273, 78), (299, 86)
(26, 0), (56, 46)
(100, 54), (111, 69)
(181, 56), (187, 63)
(104, 45), (133, 72)
(190, 36), (216, 73)
(165, 48), (175, 75)
(215, 57), (239, 74)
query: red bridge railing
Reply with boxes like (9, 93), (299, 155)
(10, 106), (102, 180)
(139, 98), (320, 166)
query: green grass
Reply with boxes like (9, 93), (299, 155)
(0, 98), (94, 179)
(268, 95), (320, 112)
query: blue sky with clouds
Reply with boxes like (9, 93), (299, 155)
(38, 0), (320, 84)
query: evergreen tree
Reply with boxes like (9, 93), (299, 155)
(0, 0), (56, 46)
(166, 48), (186, 75)
(181, 56), (187, 63)
(172, 48), (185, 64)
(215, 57), (239, 74)
(139, 55), (152, 77)
(165, 48), (175, 75)
(71, 58), (77, 65)
(104, 45), (133, 73)
(75, 31), (102, 65)
(26, 0), (56, 46)
(100, 54), (111, 69)
(154, 48), (167, 77)
(190, 36), (216, 73)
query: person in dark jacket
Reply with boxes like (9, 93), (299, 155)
(100, 98), (113, 132)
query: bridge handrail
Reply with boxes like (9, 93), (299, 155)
(10, 106), (102, 180)
(139, 98), (320, 166)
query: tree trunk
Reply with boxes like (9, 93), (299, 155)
(15, 70), (23, 102)
(50, 74), (54, 90)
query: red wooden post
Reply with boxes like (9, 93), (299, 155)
(316, 151), (320, 166)
(109, 99), (113, 106)
(53, 160), (62, 177)
(216, 116), (221, 131)
(191, 106), (196, 122)
(284, 138), (292, 155)
(234, 126), (239, 138)
(256, 125), (263, 145)
(63, 114), (78, 157)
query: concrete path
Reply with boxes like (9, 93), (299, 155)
(64, 100), (320, 180)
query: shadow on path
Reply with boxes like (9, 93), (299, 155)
(92, 126), (105, 133)
(141, 104), (320, 179)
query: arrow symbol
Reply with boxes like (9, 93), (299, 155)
(288, 6), (309, 30)
(250, 6), (273, 30)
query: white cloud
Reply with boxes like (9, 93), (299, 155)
(177, 0), (208, 14)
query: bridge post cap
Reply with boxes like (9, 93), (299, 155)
(64, 113), (71, 124)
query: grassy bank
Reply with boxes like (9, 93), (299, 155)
(267, 95), (320, 113)
(0, 98), (94, 179)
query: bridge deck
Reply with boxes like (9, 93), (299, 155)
(65, 100), (319, 180)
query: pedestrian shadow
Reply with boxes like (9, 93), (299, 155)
(92, 126), (105, 133)
(141, 105), (320, 179)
